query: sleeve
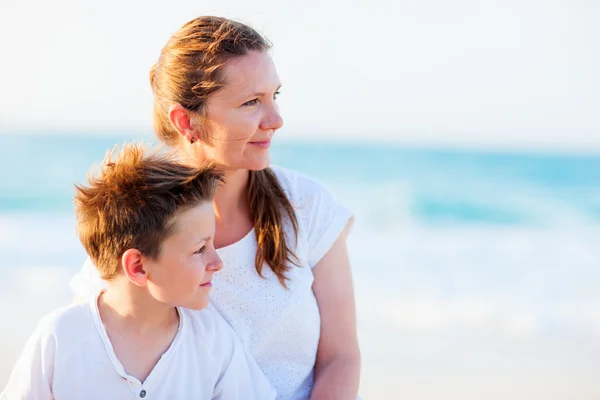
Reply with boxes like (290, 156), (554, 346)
(297, 175), (353, 268)
(211, 320), (276, 400)
(0, 317), (56, 400)
(69, 257), (108, 303)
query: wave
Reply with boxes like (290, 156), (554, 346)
(2, 207), (599, 342)
(329, 179), (600, 228)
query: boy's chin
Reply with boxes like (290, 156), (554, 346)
(183, 297), (210, 311)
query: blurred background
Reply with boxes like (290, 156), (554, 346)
(1, 1), (599, 399)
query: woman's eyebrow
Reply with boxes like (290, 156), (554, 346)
(248, 84), (282, 97)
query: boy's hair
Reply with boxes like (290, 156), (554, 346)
(74, 143), (223, 280)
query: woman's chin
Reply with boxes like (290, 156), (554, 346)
(218, 154), (271, 171)
(245, 156), (271, 171)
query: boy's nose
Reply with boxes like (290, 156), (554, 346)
(208, 252), (223, 272)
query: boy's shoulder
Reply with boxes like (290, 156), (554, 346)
(181, 306), (240, 352)
(181, 307), (277, 399)
(182, 306), (234, 337)
(33, 302), (95, 342)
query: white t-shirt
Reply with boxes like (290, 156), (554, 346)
(1, 292), (276, 400)
(69, 166), (353, 400)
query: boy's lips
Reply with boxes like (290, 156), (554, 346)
(199, 281), (212, 287)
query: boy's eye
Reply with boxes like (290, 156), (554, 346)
(242, 98), (258, 106)
(273, 91), (281, 99)
(195, 246), (206, 254)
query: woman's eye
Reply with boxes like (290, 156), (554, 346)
(243, 98), (258, 106)
(273, 91), (281, 100)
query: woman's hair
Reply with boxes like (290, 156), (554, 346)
(74, 143), (223, 280)
(150, 16), (298, 286)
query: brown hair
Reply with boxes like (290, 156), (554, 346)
(74, 143), (223, 280)
(149, 16), (298, 286)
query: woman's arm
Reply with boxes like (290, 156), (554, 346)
(310, 219), (361, 400)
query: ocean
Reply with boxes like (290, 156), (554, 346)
(1, 133), (599, 399)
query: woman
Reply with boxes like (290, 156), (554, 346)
(71, 16), (360, 400)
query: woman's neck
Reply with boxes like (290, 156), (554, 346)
(213, 168), (250, 225)
(212, 168), (254, 248)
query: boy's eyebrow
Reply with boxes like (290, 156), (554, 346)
(193, 236), (212, 245)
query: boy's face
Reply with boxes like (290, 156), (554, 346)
(143, 201), (222, 310)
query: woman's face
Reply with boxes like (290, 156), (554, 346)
(192, 50), (284, 171)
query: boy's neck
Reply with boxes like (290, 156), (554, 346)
(99, 280), (178, 334)
(97, 280), (180, 383)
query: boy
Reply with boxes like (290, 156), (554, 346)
(1, 144), (276, 400)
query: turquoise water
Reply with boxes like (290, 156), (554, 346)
(2, 133), (599, 227)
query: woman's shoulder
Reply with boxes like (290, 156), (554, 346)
(269, 165), (329, 202)
(70, 257), (108, 302)
(269, 166), (352, 267)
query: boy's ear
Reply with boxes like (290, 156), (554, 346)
(121, 249), (148, 287)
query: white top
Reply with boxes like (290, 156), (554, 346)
(68, 166), (352, 400)
(1, 292), (276, 400)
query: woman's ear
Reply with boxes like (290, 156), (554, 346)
(168, 104), (197, 144)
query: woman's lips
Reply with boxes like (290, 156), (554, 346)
(249, 139), (271, 148)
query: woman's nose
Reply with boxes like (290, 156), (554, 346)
(260, 103), (284, 131)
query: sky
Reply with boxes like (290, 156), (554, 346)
(0, 0), (599, 150)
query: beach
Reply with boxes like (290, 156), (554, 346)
(1, 135), (599, 399)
